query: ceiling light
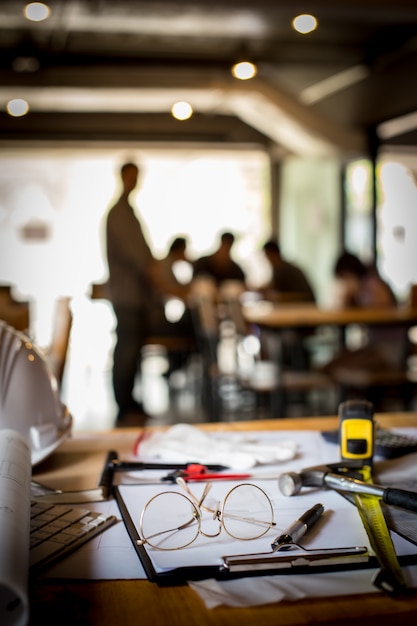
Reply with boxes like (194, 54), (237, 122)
(24, 2), (50, 22)
(171, 101), (193, 121)
(6, 99), (30, 117)
(232, 61), (257, 80)
(292, 14), (318, 34)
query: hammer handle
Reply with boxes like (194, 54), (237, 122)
(383, 488), (417, 513)
(324, 472), (417, 514)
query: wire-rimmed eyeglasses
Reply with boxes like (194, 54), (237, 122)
(137, 478), (276, 551)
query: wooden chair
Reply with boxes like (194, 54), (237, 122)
(47, 297), (73, 388)
(190, 292), (223, 420)
(229, 293), (339, 416)
(90, 281), (197, 374)
(0, 284), (30, 332)
(192, 290), (337, 420)
(328, 364), (415, 411)
(321, 343), (416, 411)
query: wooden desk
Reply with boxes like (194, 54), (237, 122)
(30, 414), (417, 626)
(243, 302), (417, 330)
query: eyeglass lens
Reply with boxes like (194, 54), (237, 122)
(140, 491), (200, 550)
(222, 483), (274, 540)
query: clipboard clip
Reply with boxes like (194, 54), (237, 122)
(222, 544), (369, 572)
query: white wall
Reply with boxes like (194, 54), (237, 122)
(0, 146), (271, 343)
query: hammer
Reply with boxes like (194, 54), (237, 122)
(278, 465), (417, 513)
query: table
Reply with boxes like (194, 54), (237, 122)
(243, 302), (417, 398)
(243, 302), (417, 330)
(29, 414), (417, 626)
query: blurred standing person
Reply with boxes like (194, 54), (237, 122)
(193, 231), (246, 286)
(106, 161), (155, 426)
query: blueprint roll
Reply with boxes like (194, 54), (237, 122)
(0, 429), (32, 626)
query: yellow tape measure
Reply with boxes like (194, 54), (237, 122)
(353, 466), (406, 595)
(339, 400), (407, 595)
(339, 399), (374, 465)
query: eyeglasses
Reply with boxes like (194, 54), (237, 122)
(137, 478), (275, 551)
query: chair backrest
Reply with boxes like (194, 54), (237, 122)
(48, 297), (72, 387)
(190, 293), (219, 368)
(222, 296), (248, 337)
(90, 281), (110, 300)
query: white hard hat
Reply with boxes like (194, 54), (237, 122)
(0, 321), (72, 465)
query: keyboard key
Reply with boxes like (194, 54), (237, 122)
(30, 540), (68, 567)
(30, 501), (117, 572)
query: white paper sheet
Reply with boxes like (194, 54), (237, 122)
(188, 564), (417, 608)
(0, 429), (32, 626)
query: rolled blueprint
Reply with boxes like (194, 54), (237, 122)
(0, 429), (32, 626)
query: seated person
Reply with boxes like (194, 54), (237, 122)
(260, 240), (316, 370)
(150, 236), (193, 301)
(332, 251), (396, 309)
(323, 250), (406, 375)
(193, 231), (246, 286)
(261, 240), (316, 303)
(148, 236), (195, 341)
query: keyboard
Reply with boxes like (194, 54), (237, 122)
(30, 501), (117, 572)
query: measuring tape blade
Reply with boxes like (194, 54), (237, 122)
(338, 400), (407, 595)
(352, 474), (407, 596)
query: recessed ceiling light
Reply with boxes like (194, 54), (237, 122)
(292, 14), (318, 34)
(24, 3), (50, 22)
(6, 99), (30, 117)
(231, 61), (257, 80)
(171, 101), (193, 121)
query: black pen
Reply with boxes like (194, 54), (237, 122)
(99, 451), (228, 473)
(271, 503), (324, 552)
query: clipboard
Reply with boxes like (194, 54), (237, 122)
(113, 483), (417, 586)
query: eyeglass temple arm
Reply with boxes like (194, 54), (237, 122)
(177, 478), (275, 529)
(176, 477), (213, 508)
(138, 513), (201, 546)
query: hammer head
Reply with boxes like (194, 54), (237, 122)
(278, 468), (328, 496)
(278, 461), (364, 496)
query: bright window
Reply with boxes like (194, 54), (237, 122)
(345, 157), (417, 301)
(0, 147), (271, 342)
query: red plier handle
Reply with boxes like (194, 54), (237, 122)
(163, 463), (251, 482)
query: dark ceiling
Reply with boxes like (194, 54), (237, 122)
(1, 0), (417, 157)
